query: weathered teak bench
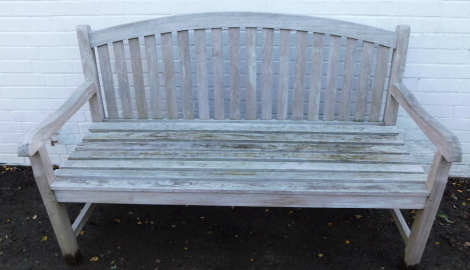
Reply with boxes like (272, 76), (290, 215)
(18, 12), (461, 268)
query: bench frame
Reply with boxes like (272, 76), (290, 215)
(18, 12), (461, 268)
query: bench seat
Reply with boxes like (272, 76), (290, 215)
(51, 120), (428, 209)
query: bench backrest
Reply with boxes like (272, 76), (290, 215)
(77, 12), (409, 123)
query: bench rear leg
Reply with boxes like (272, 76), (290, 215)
(404, 152), (451, 268)
(30, 146), (81, 265)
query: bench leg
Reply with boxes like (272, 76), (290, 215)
(404, 152), (451, 268)
(30, 146), (81, 265)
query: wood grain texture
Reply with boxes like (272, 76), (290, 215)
(277, 29), (290, 120)
(354, 41), (374, 122)
(324, 35), (341, 121)
(195, 29), (209, 120)
(161, 32), (178, 119)
(211, 28), (224, 120)
(384, 25), (410, 126)
(405, 152), (452, 266)
(29, 146), (80, 262)
(392, 83), (462, 162)
(177, 30), (194, 119)
(144, 35), (163, 119)
(54, 190), (426, 209)
(391, 209), (410, 244)
(369, 45), (390, 122)
(18, 81), (96, 157)
(229, 27), (241, 120)
(292, 31), (308, 120)
(261, 28), (274, 120)
(72, 203), (96, 237)
(339, 38), (357, 121)
(245, 27), (257, 120)
(97, 45), (119, 119)
(308, 33), (324, 121)
(89, 12), (397, 48)
(77, 25), (104, 122)
(113, 41), (133, 118)
(128, 38), (148, 119)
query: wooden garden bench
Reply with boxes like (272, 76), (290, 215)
(18, 12), (461, 268)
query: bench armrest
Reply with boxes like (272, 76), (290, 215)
(391, 82), (462, 162)
(18, 81), (97, 157)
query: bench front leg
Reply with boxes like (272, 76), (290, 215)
(404, 151), (452, 268)
(30, 146), (81, 265)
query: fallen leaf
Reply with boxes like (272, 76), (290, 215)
(327, 222), (333, 227)
(184, 247), (188, 250)
(127, 212), (133, 215)
(355, 215), (362, 219)
(435, 242), (441, 245)
(42, 236), (48, 241)
(317, 253), (323, 258)
(80, 231), (85, 235)
(288, 210), (293, 214)
(457, 190), (463, 193)
(115, 219), (121, 223)
(32, 215), (37, 220)
(90, 257), (99, 261)
(110, 260), (115, 265)
(137, 221), (142, 225)
(464, 242), (470, 247)
(155, 259), (161, 263)
(345, 240), (350, 244)
(265, 208), (269, 212)
(110, 265), (117, 270)
(436, 214), (453, 223)
(463, 202), (467, 206)
(250, 258), (254, 262)
(410, 210), (416, 214)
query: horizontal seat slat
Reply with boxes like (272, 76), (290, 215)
(91, 121), (398, 134)
(68, 150), (416, 164)
(83, 132), (403, 145)
(77, 141), (410, 154)
(59, 160), (425, 173)
(55, 169), (427, 183)
(51, 178), (428, 196)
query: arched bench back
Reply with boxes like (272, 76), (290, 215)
(77, 12), (408, 122)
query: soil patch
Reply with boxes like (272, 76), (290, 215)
(1, 166), (469, 269)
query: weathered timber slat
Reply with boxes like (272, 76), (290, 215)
(76, 141), (411, 154)
(88, 121), (399, 134)
(82, 132), (404, 144)
(68, 150), (417, 164)
(59, 159), (424, 173)
(55, 169), (427, 183)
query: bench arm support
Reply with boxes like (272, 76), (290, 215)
(18, 81), (97, 157)
(391, 83), (462, 163)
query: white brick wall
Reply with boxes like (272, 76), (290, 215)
(0, 0), (469, 176)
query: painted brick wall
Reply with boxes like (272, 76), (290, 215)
(0, 0), (469, 176)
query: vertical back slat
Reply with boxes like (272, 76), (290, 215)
(195, 29), (209, 120)
(229, 27), (241, 120)
(144, 35), (163, 119)
(177, 31), (194, 119)
(113, 41), (133, 118)
(245, 27), (257, 120)
(261, 28), (274, 120)
(128, 38), (148, 119)
(323, 35), (341, 121)
(97, 44), (119, 119)
(369, 45), (390, 122)
(212, 28), (224, 120)
(161, 32), (178, 119)
(292, 31), (308, 120)
(339, 38), (357, 121)
(308, 33), (325, 121)
(277, 29), (290, 120)
(354, 41), (374, 121)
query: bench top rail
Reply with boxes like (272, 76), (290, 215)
(89, 12), (397, 48)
